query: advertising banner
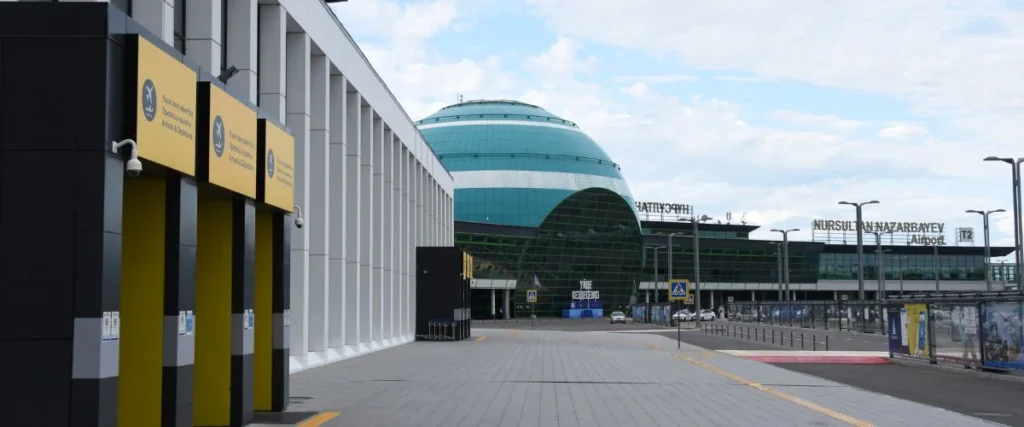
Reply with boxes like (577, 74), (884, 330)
(981, 301), (1024, 370)
(932, 303), (981, 366)
(887, 307), (904, 354)
(206, 84), (257, 198)
(135, 36), (197, 175)
(904, 303), (931, 359)
(259, 119), (295, 212)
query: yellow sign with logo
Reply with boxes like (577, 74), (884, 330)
(135, 36), (197, 175)
(260, 120), (294, 212)
(206, 84), (257, 198)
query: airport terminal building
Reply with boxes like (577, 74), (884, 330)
(419, 101), (1019, 319)
(0, 1), (453, 426)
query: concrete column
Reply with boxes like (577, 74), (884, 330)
(381, 129), (394, 342)
(327, 73), (348, 354)
(391, 136), (401, 339)
(225, 0), (258, 102)
(307, 52), (330, 358)
(131, 0), (174, 44)
(490, 289), (496, 317)
(344, 91), (362, 349)
(358, 104), (373, 351)
(257, 4), (286, 117)
(184, 0), (221, 72)
(402, 148), (412, 337)
(370, 117), (384, 345)
(285, 30), (311, 361)
(397, 144), (407, 338)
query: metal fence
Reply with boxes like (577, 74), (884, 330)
(728, 292), (1024, 372)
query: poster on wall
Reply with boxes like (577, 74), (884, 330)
(887, 307), (905, 355)
(904, 304), (931, 359)
(981, 301), (1024, 370)
(939, 304), (981, 366)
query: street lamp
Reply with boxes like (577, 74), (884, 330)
(893, 256), (908, 295)
(839, 200), (880, 301)
(983, 156), (1024, 289)
(868, 231), (892, 299)
(874, 248), (892, 300)
(771, 242), (783, 301)
(967, 208), (1006, 291)
(692, 214), (712, 327)
(929, 243), (941, 292)
(770, 228), (799, 301)
(649, 246), (666, 304)
(667, 232), (684, 334)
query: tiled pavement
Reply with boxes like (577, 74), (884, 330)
(274, 328), (1005, 427)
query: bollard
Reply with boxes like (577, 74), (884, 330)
(801, 333), (805, 349)
(813, 335), (817, 351)
(772, 330), (775, 344)
(826, 335), (830, 351)
(430, 321), (436, 340)
(790, 331), (794, 348)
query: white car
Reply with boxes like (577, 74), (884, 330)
(610, 311), (627, 324)
(672, 310), (696, 321)
(699, 309), (716, 321)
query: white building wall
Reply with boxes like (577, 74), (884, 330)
(117, 0), (455, 373)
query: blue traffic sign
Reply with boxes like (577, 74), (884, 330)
(526, 289), (538, 303)
(668, 279), (690, 302)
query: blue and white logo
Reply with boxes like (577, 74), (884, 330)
(212, 115), (226, 158)
(671, 281), (688, 299)
(141, 79), (158, 122)
(266, 149), (276, 178)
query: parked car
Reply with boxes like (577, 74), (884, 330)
(610, 311), (627, 324)
(699, 309), (716, 321)
(673, 310), (696, 321)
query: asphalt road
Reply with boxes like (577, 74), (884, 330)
(651, 328), (1024, 426)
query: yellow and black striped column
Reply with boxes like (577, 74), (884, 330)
(273, 212), (292, 410)
(230, 198), (257, 426)
(161, 176), (198, 427)
(255, 209), (291, 412)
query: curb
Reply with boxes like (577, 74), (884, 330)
(888, 357), (1024, 384)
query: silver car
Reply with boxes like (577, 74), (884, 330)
(610, 311), (627, 324)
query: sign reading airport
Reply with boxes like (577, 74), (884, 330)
(207, 85), (257, 198)
(258, 119), (294, 212)
(811, 219), (950, 246)
(135, 36), (197, 175)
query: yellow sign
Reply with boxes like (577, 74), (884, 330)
(904, 303), (931, 359)
(206, 84), (257, 198)
(462, 252), (474, 279)
(135, 36), (197, 175)
(668, 279), (691, 302)
(260, 120), (294, 212)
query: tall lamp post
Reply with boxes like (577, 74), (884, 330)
(692, 215), (712, 327)
(983, 156), (1024, 289)
(648, 246), (665, 324)
(772, 242), (783, 301)
(874, 248), (892, 300)
(839, 200), (880, 301)
(967, 208), (1005, 291)
(667, 232), (684, 333)
(894, 256), (907, 295)
(770, 228), (799, 301)
(930, 243), (941, 292)
(868, 231), (892, 299)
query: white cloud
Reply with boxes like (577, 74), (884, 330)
(877, 124), (930, 141)
(772, 109), (866, 132)
(614, 74), (700, 83)
(524, 36), (598, 76)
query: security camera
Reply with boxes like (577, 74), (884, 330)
(111, 139), (143, 178)
(294, 206), (304, 229)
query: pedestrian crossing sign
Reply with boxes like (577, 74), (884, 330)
(526, 289), (538, 304)
(669, 279), (690, 302)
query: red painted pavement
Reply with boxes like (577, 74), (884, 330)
(745, 356), (892, 364)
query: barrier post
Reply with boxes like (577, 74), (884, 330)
(826, 335), (829, 351)
(772, 329), (775, 344)
(813, 335), (817, 351)
(790, 331), (794, 347)
(801, 333), (805, 349)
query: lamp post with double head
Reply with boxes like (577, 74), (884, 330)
(838, 200), (880, 301)
(667, 232), (684, 332)
(966, 208), (1006, 291)
(648, 245), (665, 324)
(984, 156), (1024, 289)
(692, 215), (712, 327)
(770, 228), (799, 301)
(771, 242), (783, 301)
(868, 231), (892, 299)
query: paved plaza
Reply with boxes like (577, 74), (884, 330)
(268, 326), (1006, 427)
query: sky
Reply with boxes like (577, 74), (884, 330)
(329, 0), (1024, 258)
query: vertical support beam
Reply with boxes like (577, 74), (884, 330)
(226, 0), (258, 102)
(344, 90), (363, 350)
(327, 73), (348, 351)
(397, 144), (407, 338)
(390, 136), (401, 339)
(132, 0), (175, 44)
(285, 30), (311, 363)
(370, 116), (384, 344)
(184, 0), (221, 72)
(229, 199), (256, 427)
(358, 104), (373, 351)
(161, 176), (198, 427)
(257, 4), (286, 117)
(381, 128), (394, 341)
(307, 52), (330, 356)
(271, 212), (291, 411)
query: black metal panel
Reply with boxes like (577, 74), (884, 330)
(415, 246), (470, 340)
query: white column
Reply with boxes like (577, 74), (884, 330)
(411, 159), (421, 335)
(490, 289), (496, 317)
(132, 0), (174, 44)
(285, 30), (311, 360)
(503, 289), (510, 319)
(358, 105), (373, 350)
(226, 0), (258, 102)
(391, 136), (401, 339)
(397, 145), (407, 338)
(381, 129), (394, 342)
(327, 73), (348, 353)
(403, 148), (412, 337)
(184, 0), (221, 72)
(257, 4), (286, 117)
(307, 52), (330, 357)
(371, 117), (384, 345)
(344, 91), (362, 349)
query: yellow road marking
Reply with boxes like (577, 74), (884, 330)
(296, 411), (341, 427)
(475, 335), (487, 342)
(509, 329), (520, 340)
(675, 355), (874, 427)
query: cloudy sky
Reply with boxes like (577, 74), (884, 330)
(330, 0), (1024, 256)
